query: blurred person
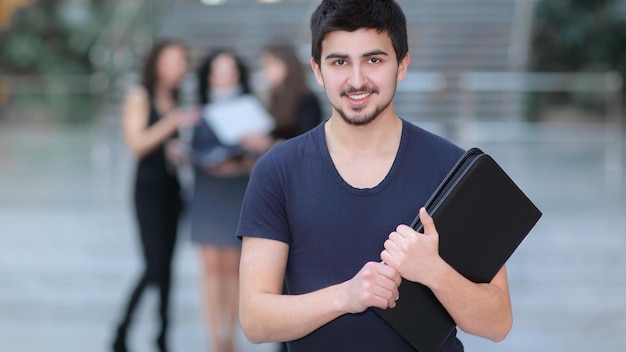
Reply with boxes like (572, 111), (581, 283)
(236, 1), (513, 351)
(188, 48), (267, 352)
(260, 41), (323, 142)
(111, 39), (195, 352)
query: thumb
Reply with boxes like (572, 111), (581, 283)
(419, 207), (438, 236)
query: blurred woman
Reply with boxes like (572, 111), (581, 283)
(189, 48), (265, 352)
(112, 39), (195, 352)
(261, 42), (323, 141)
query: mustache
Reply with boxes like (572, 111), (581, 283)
(340, 86), (379, 97)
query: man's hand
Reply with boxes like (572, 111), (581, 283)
(342, 261), (401, 313)
(380, 207), (446, 286)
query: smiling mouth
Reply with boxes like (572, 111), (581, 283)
(342, 87), (378, 103)
(347, 92), (371, 100)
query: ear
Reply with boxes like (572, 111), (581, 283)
(396, 53), (410, 83)
(311, 58), (324, 87)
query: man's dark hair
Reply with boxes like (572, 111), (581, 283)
(310, 0), (408, 65)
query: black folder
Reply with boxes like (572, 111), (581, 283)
(375, 147), (542, 352)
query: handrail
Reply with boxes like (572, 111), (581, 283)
(458, 70), (624, 191)
(459, 71), (623, 92)
(508, 0), (535, 70)
(86, 0), (172, 101)
(400, 72), (448, 92)
(0, 74), (108, 94)
(88, 0), (147, 69)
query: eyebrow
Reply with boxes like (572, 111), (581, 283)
(324, 49), (390, 61)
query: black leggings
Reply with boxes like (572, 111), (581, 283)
(116, 181), (181, 339)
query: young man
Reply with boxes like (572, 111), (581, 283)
(237, 1), (513, 351)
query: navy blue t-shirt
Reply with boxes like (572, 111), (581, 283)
(237, 119), (465, 352)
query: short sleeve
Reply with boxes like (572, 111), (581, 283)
(295, 93), (323, 136)
(236, 151), (291, 244)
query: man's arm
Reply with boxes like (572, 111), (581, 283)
(239, 236), (402, 344)
(381, 207), (513, 342)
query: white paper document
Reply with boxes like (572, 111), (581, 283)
(202, 95), (275, 146)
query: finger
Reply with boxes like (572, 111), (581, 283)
(382, 269), (402, 287)
(383, 237), (400, 252)
(374, 276), (398, 295)
(371, 294), (395, 310)
(379, 250), (401, 272)
(395, 224), (417, 239)
(369, 278), (398, 302)
(367, 273), (401, 309)
(392, 269), (402, 286)
(375, 265), (402, 291)
(395, 224), (414, 237)
(380, 250), (393, 267)
(372, 261), (395, 276)
(389, 286), (401, 308)
(419, 207), (438, 236)
(389, 294), (398, 309)
(384, 234), (405, 263)
(387, 231), (406, 245)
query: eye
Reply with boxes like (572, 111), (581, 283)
(368, 57), (381, 64)
(333, 59), (346, 66)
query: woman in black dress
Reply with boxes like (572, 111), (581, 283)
(111, 39), (195, 352)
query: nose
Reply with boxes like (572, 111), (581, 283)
(348, 63), (367, 88)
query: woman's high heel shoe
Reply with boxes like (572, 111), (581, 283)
(156, 334), (168, 352)
(112, 326), (128, 352)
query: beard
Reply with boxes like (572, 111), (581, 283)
(337, 105), (382, 126)
(329, 85), (394, 126)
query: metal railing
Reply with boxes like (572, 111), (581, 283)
(0, 74), (109, 121)
(88, 0), (172, 95)
(458, 71), (624, 191)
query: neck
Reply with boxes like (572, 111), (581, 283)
(325, 110), (402, 156)
(154, 84), (173, 99)
(211, 85), (243, 101)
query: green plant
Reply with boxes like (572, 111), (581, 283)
(528, 0), (626, 120)
(0, 0), (112, 121)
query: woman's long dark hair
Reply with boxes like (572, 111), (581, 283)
(263, 42), (312, 133)
(196, 48), (251, 106)
(140, 38), (187, 103)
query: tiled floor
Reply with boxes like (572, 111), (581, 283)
(0, 118), (624, 352)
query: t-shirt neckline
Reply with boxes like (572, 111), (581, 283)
(316, 119), (409, 195)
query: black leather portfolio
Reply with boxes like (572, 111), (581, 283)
(375, 147), (542, 352)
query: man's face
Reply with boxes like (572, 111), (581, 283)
(311, 28), (409, 126)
